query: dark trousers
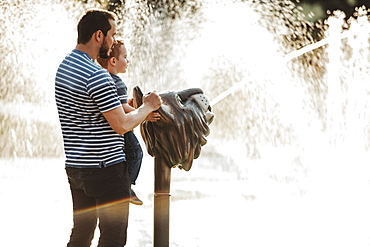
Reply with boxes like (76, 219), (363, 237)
(124, 131), (143, 185)
(65, 162), (130, 247)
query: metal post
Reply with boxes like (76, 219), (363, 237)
(154, 156), (171, 247)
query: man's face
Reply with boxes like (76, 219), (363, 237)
(99, 19), (117, 59)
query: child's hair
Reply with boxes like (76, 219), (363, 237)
(97, 40), (124, 68)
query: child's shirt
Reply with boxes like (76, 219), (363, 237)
(110, 73), (128, 104)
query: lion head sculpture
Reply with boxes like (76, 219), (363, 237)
(132, 86), (214, 171)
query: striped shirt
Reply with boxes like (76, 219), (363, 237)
(55, 49), (125, 168)
(110, 73), (128, 104)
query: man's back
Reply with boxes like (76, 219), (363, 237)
(55, 49), (125, 168)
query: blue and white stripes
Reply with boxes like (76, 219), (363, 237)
(55, 49), (125, 168)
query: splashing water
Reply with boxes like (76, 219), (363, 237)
(3, 0), (370, 246)
(3, 0), (368, 159)
(123, 1), (370, 164)
(0, 0), (95, 157)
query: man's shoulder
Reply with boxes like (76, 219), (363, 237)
(61, 50), (101, 75)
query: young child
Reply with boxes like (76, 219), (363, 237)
(97, 40), (160, 205)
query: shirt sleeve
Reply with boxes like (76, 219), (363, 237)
(115, 79), (128, 104)
(86, 69), (121, 113)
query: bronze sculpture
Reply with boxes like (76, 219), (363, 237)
(132, 86), (214, 246)
(132, 86), (214, 171)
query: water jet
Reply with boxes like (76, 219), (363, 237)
(2, 1), (370, 246)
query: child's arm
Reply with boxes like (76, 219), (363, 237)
(145, 112), (161, 122)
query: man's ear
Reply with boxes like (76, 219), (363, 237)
(94, 30), (104, 42)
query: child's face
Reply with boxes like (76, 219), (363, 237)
(116, 45), (129, 73)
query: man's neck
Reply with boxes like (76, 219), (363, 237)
(75, 43), (99, 60)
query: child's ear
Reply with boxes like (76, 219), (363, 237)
(109, 57), (116, 66)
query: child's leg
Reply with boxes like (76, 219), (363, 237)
(124, 131), (143, 185)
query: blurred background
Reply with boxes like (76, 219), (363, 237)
(2, 0), (370, 246)
(1, 0), (370, 159)
(297, 0), (369, 22)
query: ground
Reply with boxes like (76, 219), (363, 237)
(2, 140), (370, 246)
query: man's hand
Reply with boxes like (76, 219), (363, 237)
(142, 92), (162, 112)
(103, 92), (162, 135)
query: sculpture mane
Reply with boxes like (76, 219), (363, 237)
(132, 86), (214, 171)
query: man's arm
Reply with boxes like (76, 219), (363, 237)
(122, 102), (160, 122)
(122, 103), (136, 113)
(103, 92), (162, 135)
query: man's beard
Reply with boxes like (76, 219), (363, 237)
(98, 39), (110, 59)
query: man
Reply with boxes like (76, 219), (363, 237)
(55, 9), (162, 247)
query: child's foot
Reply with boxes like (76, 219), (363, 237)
(130, 188), (143, 205)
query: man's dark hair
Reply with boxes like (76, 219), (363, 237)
(77, 9), (117, 44)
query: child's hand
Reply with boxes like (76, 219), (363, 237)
(128, 98), (135, 108)
(146, 112), (161, 122)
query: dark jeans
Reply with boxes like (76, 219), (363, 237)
(124, 131), (143, 185)
(65, 162), (130, 247)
